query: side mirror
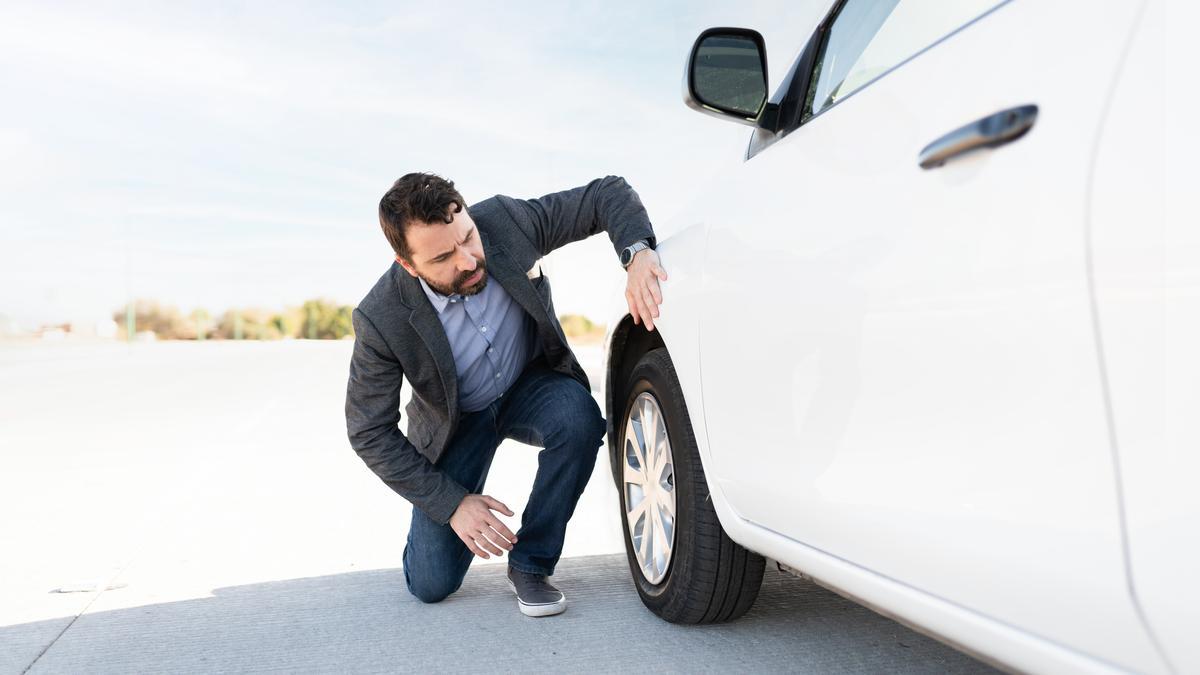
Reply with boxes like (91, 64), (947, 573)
(683, 28), (769, 127)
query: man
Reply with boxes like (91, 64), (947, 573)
(345, 173), (666, 617)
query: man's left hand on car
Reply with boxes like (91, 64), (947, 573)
(625, 248), (668, 332)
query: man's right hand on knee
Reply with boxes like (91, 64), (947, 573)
(449, 494), (519, 559)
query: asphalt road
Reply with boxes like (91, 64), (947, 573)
(0, 339), (997, 674)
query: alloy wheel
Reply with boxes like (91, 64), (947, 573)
(623, 392), (677, 585)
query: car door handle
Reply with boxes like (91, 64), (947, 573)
(918, 104), (1038, 169)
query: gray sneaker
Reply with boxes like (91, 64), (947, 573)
(506, 567), (567, 617)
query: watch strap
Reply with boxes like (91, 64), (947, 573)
(621, 240), (651, 268)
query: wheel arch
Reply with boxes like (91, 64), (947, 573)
(604, 315), (668, 489)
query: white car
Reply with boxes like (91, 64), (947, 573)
(600, 1), (1194, 673)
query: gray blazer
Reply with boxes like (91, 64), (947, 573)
(345, 176), (656, 525)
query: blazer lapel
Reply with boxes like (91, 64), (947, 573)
(393, 264), (459, 411)
(478, 230), (548, 325)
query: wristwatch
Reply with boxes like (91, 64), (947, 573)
(620, 240), (652, 269)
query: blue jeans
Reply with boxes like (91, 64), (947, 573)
(402, 358), (606, 603)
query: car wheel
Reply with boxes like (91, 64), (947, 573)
(618, 347), (764, 623)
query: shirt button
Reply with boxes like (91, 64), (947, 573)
(494, 372), (501, 379)
(481, 326), (488, 332)
(488, 348), (494, 354)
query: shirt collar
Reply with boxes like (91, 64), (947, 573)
(417, 276), (460, 314)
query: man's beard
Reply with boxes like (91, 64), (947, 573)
(424, 258), (488, 297)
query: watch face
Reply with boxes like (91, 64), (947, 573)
(621, 248), (633, 266)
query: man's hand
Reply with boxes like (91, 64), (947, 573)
(449, 494), (518, 559)
(625, 248), (668, 332)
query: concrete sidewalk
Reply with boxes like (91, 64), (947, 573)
(5, 555), (994, 674)
(0, 340), (995, 674)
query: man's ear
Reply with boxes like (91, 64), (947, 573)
(395, 254), (419, 277)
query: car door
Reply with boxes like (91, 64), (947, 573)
(696, 0), (1166, 669)
(1089, 1), (1198, 672)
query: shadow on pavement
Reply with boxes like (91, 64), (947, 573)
(4, 554), (997, 674)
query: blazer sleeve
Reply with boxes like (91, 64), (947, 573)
(508, 175), (657, 260)
(345, 308), (469, 525)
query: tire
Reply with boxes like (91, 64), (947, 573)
(617, 347), (764, 623)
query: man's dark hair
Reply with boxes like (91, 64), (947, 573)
(378, 172), (466, 262)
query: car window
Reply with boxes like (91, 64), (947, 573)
(803, 0), (1004, 121)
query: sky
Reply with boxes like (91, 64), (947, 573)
(0, 0), (827, 331)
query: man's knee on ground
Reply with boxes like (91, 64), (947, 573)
(405, 572), (462, 604)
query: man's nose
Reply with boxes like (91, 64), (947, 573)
(455, 248), (477, 271)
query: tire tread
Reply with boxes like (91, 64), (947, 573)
(618, 348), (764, 624)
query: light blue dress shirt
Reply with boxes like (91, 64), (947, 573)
(419, 272), (542, 412)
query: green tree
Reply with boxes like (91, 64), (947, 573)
(558, 314), (604, 341)
(113, 299), (355, 340)
(269, 308), (303, 339)
(214, 308), (282, 340)
(300, 299), (355, 339)
(112, 300), (187, 339)
(190, 308), (211, 341)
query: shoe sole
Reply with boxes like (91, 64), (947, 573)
(506, 579), (567, 617)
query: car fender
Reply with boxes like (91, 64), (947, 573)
(601, 219), (755, 550)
